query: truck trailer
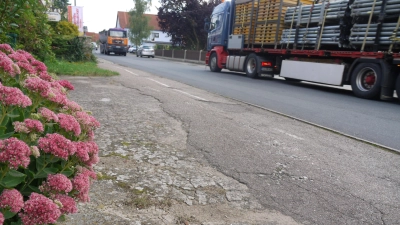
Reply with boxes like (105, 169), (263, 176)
(204, 0), (400, 101)
(99, 28), (128, 56)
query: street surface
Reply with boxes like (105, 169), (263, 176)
(96, 51), (400, 151)
(61, 57), (400, 224)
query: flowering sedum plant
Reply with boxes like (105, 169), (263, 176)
(0, 44), (100, 225)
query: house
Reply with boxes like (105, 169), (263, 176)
(116, 11), (171, 47)
(85, 32), (99, 42)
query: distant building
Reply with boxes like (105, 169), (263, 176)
(85, 32), (99, 42)
(116, 11), (171, 47)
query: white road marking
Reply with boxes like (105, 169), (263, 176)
(174, 89), (208, 101)
(146, 78), (170, 87)
(125, 69), (138, 76)
(275, 129), (304, 140)
(145, 87), (160, 92)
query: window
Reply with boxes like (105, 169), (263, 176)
(109, 30), (127, 38)
(152, 33), (159, 38)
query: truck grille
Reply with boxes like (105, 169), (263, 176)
(112, 39), (124, 44)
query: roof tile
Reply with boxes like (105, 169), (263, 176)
(117, 11), (160, 30)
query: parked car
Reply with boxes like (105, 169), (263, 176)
(136, 46), (155, 58)
(128, 46), (137, 53)
(91, 42), (98, 50)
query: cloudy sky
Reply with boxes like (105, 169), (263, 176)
(68, 0), (159, 33)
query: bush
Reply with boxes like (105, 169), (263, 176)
(51, 36), (95, 62)
(0, 43), (99, 224)
(50, 21), (79, 36)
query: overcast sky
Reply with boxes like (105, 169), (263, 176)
(68, 0), (159, 33)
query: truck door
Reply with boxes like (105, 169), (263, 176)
(207, 13), (224, 50)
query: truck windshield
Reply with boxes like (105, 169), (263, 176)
(109, 30), (127, 38)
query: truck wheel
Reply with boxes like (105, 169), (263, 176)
(209, 53), (222, 72)
(351, 63), (382, 99)
(245, 54), (258, 78)
(396, 75), (400, 101)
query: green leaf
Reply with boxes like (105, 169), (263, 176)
(0, 131), (14, 139)
(35, 167), (58, 178)
(0, 126), (6, 134)
(20, 184), (38, 197)
(1, 209), (17, 219)
(24, 169), (35, 179)
(10, 23), (19, 28)
(0, 116), (9, 126)
(0, 170), (26, 188)
(36, 156), (45, 169)
(6, 113), (20, 118)
(10, 217), (22, 225)
(61, 168), (75, 177)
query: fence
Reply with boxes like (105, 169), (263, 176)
(155, 49), (207, 63)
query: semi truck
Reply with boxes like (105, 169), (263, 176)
(204, 0), (400, 101)
(99, 28), (128, 56)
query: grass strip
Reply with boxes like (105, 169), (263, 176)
(45, 60), (119, 76)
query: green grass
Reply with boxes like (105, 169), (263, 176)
(45, 60), (119, 76)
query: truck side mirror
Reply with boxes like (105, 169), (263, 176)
(204, 21), (210, 32)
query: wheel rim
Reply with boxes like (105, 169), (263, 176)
(210, 55), (217, 70)
(247, 58), (256, 74)
(356, 67), (377, 91)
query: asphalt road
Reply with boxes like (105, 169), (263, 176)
(84, 58), (400, 224)
(95, 51), (400, 151)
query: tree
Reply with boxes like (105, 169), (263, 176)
(157, 0), (219, 50)
(128, 0), (152, 48)
(51, 0), (69, 20)
(0, 0), (54, 61)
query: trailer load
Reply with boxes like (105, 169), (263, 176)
(99, 28), (128, 56)
(204, 0), (400, 101)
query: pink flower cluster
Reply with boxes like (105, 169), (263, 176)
(58, 113), (81, 136)
(0, 137), (31, 169)
(57, 80), (74, 91)
(72, 167), (97, 202)
(0, 44), (14, 54)
(0, 43), (101, 223)
(0, 189), (24, 213)
(53, 194), (77, 214)
(23, 77), (51, 98)
(74, 111), (100, 131)
(19, 193), (61, 225)
(38, 133), (76, 160)
(38, 107), (59, 122)
(0, 52), (20, 77)
(74, 141), (99, 166)
(0, 83), (32, 107)
(64, 100), (81, 111)
(13, 119), (44, 133)
(40, 174), (73, 194)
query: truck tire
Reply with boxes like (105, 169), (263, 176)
(209, 53), (222, 72)
(245, 54), (259, 78)
(351, 63), (382, 99)
(396, 75), (400, 101)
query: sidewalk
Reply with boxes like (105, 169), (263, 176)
(60, 58), (300, 225)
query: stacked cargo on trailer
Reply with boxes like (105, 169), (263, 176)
(204, 0), (400, 101)
(99, 28), (129, 56)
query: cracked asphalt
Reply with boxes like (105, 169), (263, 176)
(60, 58), (400, 225)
